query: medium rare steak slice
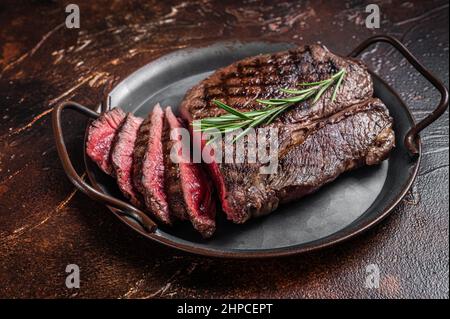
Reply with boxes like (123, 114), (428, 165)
(111, 113), (144, 207)
(86, 108), (126, 175)
(180, 44), (395, 223)
(165, 107), (216, 238)
(132, 104), (171, 225)
(163, 111), (188, 221)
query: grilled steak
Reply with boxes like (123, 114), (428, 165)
(180, 44), (395, 223)
(165, 107), (216, 238)
(132, 104), (171, 225)
(111, 113), (144, 207)
(180, 45), (372, 124)
(84, 44), (396, 236)
(86, 108), (126, 175)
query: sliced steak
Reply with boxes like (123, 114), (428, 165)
(132, 104), (171, 225)
(180, 45), (395, 223)
(111, 113), (144, 207)
(165, 107), (216, 238)
(86, 108), (126, 175)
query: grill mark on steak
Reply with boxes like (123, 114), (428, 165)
(111, 113), (144, 207)
(180, 45), (372, 124)
(86, 108), (126, 175)
(165, 107), (216, 238)
(132, 104), (171, 225)
(180, 44), (394, 224)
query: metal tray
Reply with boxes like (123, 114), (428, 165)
(52, 36), (448, 258)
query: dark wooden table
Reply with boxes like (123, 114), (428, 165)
(0, 0), (448, 299)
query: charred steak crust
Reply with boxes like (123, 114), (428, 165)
(165, 107), (216, 238)
(86, 108), (126, 175)
(220, 98), (394, 223)
(180, 44), (395, 224)
(180, 44), (373, 124)
(132, 104), (171, 225)
(111, 113), (144, 207)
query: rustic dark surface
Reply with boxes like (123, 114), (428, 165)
(0, 0), (448, 299)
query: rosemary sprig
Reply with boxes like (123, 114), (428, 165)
(193, 68), (346, 143)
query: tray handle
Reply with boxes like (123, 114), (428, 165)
(52, 101), (158, 233)
(349, 35), (449, 156)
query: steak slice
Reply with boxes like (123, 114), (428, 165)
(163, 110), (189, 221)
(180, 44), (395, 223)
(86, 108), (126, 175)
(111, 113), (144, 207)
(165, 107), (216, 238)
(132, 104), (171, 225)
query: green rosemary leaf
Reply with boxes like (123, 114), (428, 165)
(266, 103), (292, 124)
(279, 87), (316, 95)
(275, 92), (316, 103)
(256, 99), (287, 106)
(297, 80), (325, 86)
(213, 100), (250, 120)
(195, 69), (346, 143)
(312, 80), (332, 104)
(331, 69), (345, 102)
(232, 111), (271, 143)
